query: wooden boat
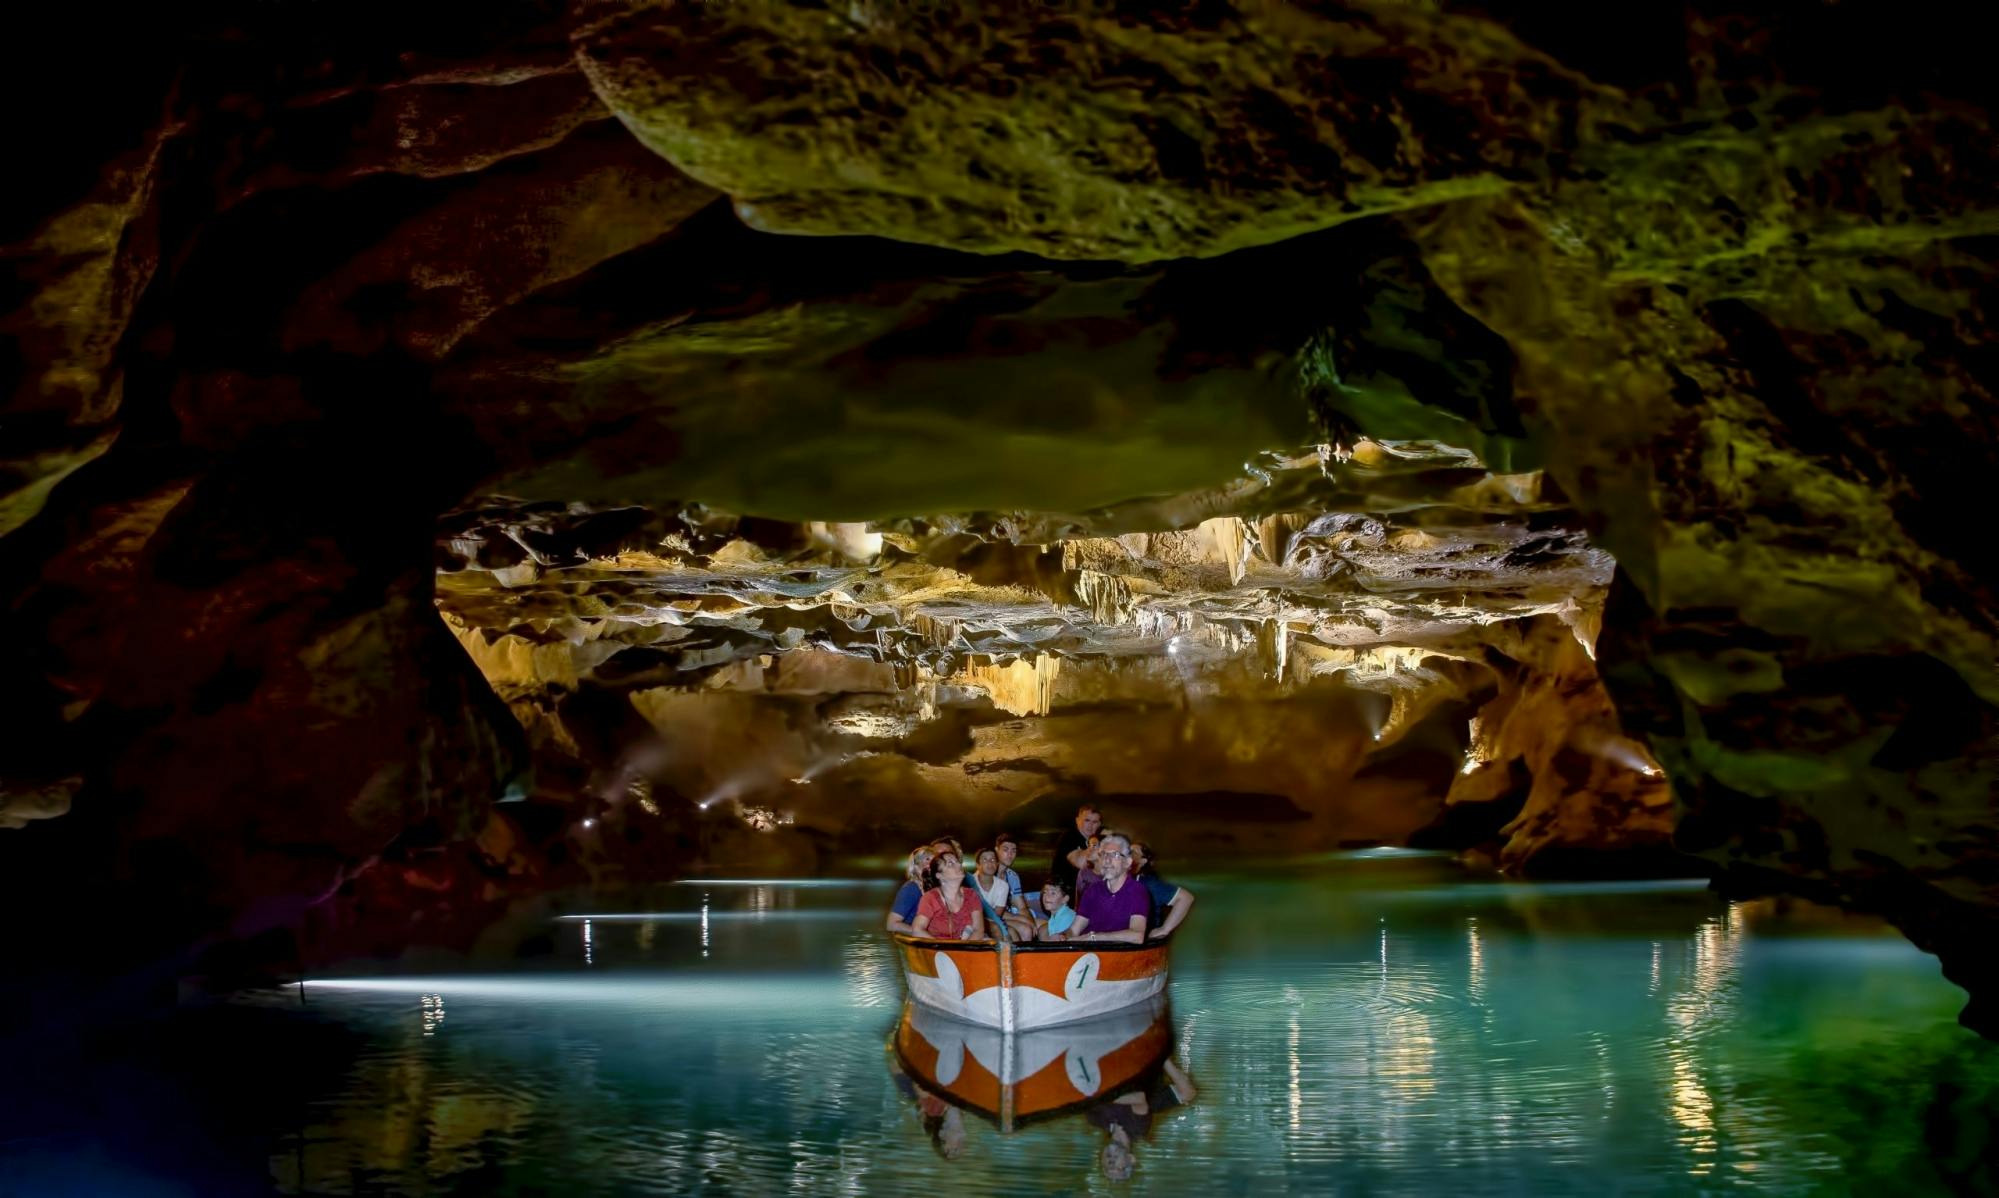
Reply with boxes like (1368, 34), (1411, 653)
(889, 933), (1169, 1030)
(892, 994), (1172, 1131)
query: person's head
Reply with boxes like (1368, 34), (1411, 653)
(1076, 805), (1102, 837)
(924, 851), (964, 890)
(1040, 880), (1069, 914)
(1096, 831), (1133, 882)
(994, 833), (1018, 868)
(1129, 841), (1154, 875)
(928, 1106), (967, 1160)
(975, 847), (998, 878)
(906, 845), (935, 885)
(930, 837), (959, 858)
(1101, 1124), (1135, 1181)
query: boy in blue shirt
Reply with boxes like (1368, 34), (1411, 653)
(1037, 879), (1077, 940)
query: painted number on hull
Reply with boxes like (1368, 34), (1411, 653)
(1065, 953), (1101, 1000)
(1066, 1050), (1101, 1095)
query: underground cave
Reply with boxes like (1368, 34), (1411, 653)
(4, 1), (1999, 1192)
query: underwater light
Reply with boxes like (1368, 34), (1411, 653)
(552, 909), (876, 921)
(668, 878), (878, 887)
(297, 975), (847, 1011)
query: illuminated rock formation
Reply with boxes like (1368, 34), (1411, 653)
(2, 0), (1995, 1028)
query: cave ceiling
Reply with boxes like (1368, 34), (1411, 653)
(4, 0), (1999, 1026)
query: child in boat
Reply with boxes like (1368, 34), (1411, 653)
(970, 848), (1010, 935)
(1037, 879), (1077, 941)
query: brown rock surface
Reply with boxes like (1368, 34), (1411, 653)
(1437, 615), (1675, 872)
(2, 0), (1997, 1031)
(286, 120), (716, 358)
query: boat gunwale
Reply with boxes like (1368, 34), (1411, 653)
(889, 933), (1172, 955)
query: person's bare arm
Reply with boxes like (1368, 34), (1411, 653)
(1147, 886), (1195, 940)
(887, 911), (916, 934)
(912, 911), (933, 937)
(968, 907), (987, 940)
(1082, 914), (1146, 945)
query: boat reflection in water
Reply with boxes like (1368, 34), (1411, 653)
(890, 995), (1196, 1178)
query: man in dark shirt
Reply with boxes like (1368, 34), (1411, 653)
(1129, 841), (1196, 940)
(1049, 803), (1102, 891)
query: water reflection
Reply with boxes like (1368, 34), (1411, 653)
(419, 993), (445, 1036)
(24, 863), (1992, 1196)
(891, 997), (1194, 1181)
(892, 997), (1174, 1130)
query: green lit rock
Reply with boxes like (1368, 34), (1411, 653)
(570, 0), (1591, 260)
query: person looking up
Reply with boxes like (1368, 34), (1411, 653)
(886, 845), (934, 934)
(1129, 841), (1196, 940)
(1051, 803), (1102, 892)
(972, 848), (1012, 921)
(994, 833), (1026, 904)
(1070, 831), (1148, 944)
(1036, 880), (1077, 941)
(913, 852), (985, 941)
(991, 834), (1037, 940)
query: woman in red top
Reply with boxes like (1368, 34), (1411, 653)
(912, 851), (986, 941)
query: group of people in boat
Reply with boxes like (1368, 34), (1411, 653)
(884, 803), (1196, 944)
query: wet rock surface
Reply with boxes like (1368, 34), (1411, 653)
(2, 0), (1995, 1030)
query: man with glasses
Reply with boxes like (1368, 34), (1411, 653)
(1070, 830), (1149, 944)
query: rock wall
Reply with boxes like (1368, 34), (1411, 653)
(2, 1), (1995, 1026)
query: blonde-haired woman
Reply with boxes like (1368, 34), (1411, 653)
(885, 845), (934, 934)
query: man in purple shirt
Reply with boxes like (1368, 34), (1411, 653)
(1071, 830), (1150, 943)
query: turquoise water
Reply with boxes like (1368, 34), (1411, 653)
(10, 854), (1998, 1195)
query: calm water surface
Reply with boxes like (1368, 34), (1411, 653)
(12, 853), (1999, 1195)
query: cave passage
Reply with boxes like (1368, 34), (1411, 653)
(6, 0), (1999, 1192)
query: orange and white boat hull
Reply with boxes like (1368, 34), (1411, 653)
(892, 935), (1169, 1030)
(893, 994), (1172, 1129)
